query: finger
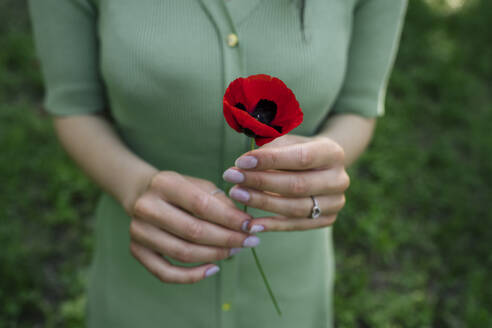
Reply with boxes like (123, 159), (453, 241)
(245, 215), (337, 232)
(130, 219), (239, 263)
(184, 175), (237, 208)
(228, 186), (346, 218)
(153, 172), (252, 231)
(259, 134), (308, 148)
(234, 137), (344, 171)
(212, 190), (237, 208)
(129, 241), (220, 284)
(223, 167), (350, 197)
(133, 194), (260, 248)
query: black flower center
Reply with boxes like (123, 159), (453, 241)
(235, 102), (247, 111)
(235, 99), (283, 138)
(250, 99), (277, 125)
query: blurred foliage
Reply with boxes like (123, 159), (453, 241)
(335, 0), (492, 327)
(0, 0), (491, 327)
(0, 2), (97, 327)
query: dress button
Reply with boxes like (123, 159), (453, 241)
(226, 33), (239, 48)
(222, 303), (231, 312)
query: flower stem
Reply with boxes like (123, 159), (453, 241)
(244, 137), (282, 316)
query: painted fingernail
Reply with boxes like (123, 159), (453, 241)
(235, 156), (258, 169)
(205, 265), (220, 277)
(222, 169), (245, 183)
(229, 248), (242, 256)
(249, 224), (264, 233)
(242, 236), (260, 247)
(241, 220), (251, 232)
(229, 187), (250, 202)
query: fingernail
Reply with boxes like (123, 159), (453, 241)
(229, 187), (250, 202)
(205, 265), (220, 277)
(241, 220), (250, 232)
(229, 248), (242, 256)
(249, 224), (264, 233)
(235, 156), (258, 169)
(222, 169), (244, 183)
(242, 236), (260, 248)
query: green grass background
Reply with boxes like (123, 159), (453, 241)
(1, 0), (491, 327)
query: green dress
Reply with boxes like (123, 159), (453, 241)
(29, 0), (407, 327)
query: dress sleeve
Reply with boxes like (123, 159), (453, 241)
(28, 0), (105, 116)
(330, 0), (408, 118)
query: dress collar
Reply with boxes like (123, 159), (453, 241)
(199, 0), (263, 30)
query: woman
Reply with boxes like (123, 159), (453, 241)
(29, 0), (407, 327)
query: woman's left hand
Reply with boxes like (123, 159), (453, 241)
(222, 134), (350, 232)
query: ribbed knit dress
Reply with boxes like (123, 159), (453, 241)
(29, 0), (407, 327)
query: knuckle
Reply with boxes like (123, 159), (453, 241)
(225, 232), (241, 248)
(149, 173), (162, 190)
(332, 143), (345, 163)
(264, 151), (277, 168)
(154, 270), (170, 284)
(187, 275), (202, 284)
(150, 171), (171, 189)
(152, 171), (184, 193)
(318, 136), (333, 147)
(298, 145), (314, 168)
(129, 220), (141, 238)
(256, 193), (271, 209)
(223, 210), (244, 230)
(190, 192), (211, 217)
(291, 176), (309, 195)
(338, 194), (346, 210)
(174, 247), (193, 263)
(292, 202), (309, 217)
(339, 170), (350, 190)
(204, 180), (216, 190)
(129, 241), (139, 258)
(250, 173), (266, 190)
(191, 176), (215, 190)
(148, 265), (160, 279)
(220, 213), (234, 228)
(224, 196), (237, 207)
(217, 249), (230, 261)
(132, 196), (152, 218)
(185, 220), (204, 241)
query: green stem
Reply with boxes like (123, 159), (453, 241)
(244, 137), (282, 316)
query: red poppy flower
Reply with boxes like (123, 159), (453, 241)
(223, 74), (303, 146)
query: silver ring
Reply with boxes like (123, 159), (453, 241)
(211, 188), (225, 196)
(310, 195), (321, 219)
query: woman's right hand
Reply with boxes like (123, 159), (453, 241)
(50, 115), (255, 284)
(128, 170), (258, 284)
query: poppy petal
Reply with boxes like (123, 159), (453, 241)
(255, 136), (276, 147)
(241, 75), (291, 113)
(223, 77), (254, 113)
(229, 106), (283, 138)
(243, 75), (303, 128)
(223, 102), (243, 133)
(243, 74), (298, 117)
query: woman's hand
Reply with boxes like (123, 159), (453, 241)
(128, 170), (258, 284)
(222, 134), (350, 232)
(52, 115), (259, 285)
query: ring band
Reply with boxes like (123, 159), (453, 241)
(211, 188), (225, 196)
(310, 195), (322, 219)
